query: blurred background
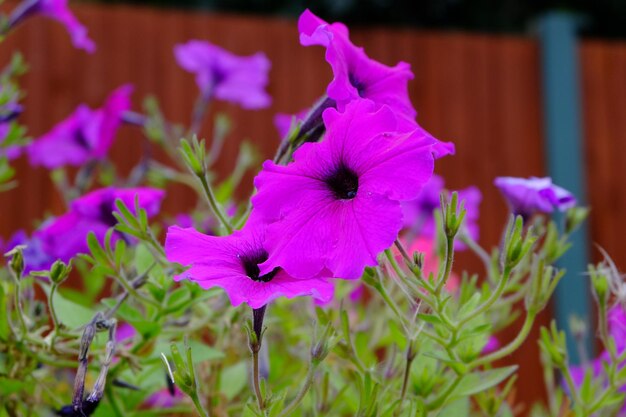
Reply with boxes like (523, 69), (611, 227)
(1, 0), (626, 413)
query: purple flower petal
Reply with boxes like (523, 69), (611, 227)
(253, 99), (435, 279)
(9, 0), (95, 53)
(174, 40), (271, 109)
(494, 176), (576, 218)
(28, 85), (132, 168)
(165, 223), (333, 308)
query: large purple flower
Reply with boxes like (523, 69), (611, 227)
(494, 176), (576, 219)
(8, 0), (95, 53)
(28, 85), (132, 168)
(252, 99), (435, 280)
(164, 220), (333, 308)
(298, 10), (454, 158)
(174, 40), (271, 109)
(37, 187), (164, 262)
(402, 174), (481, 246)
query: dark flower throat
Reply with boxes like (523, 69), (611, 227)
(325, 164), (359, 200)
(242, 250), (279, 283)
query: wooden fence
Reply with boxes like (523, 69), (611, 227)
(1, 1), (625, 411)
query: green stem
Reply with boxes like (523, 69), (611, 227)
(252, 348), (265, 411)
(115, 270), (161, 308)
(278, 365), (317, 417)
(10, 272), (28, 337)
(426, 374), (464, 410)
(190, 391), (211, 417)
(198, 174), (233, 234)
(435, 236), (455, 295)
(472, 311), (537, 368)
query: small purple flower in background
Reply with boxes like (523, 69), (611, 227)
(274, 109), (308, 140)
(494, 176), (576, 219)
(7, 0), (95, 53)
(28, 85), (132, 169)
(144, 386), (185, 408)
(37, 187), (164, 262)
(2, 230), (54, 273)
(164, 219), (333, 308)
(402, 174), (481, 249)
(174, 40), (271, 109)
(481, 336), (500, 355)
(252, 99), (436, 280)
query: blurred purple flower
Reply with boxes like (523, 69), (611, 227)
(481, 336), (500, 355)
(402, 174), (481, 249)
(274, 109), (308, 140)
(8, 0), (95, 53)
(2, 230), (54, 274)
(28, 85), (132, 168)
(174, 40), (271, 109)
(144, 386), (185, 408)
(37, 187), (164, 262)
(494, 176), (576, 219)
(252, 99), (435, 280)
(165, 219), (333, 308)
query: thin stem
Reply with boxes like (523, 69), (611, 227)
(115, 269), (161, 308)
(278, 365), (317, 417)
(426, 374), (464, 410)
(190, 392), (211, 417)
(9, 269), (27, 337)
(252, 349), (265, 411)
(472, 311), (537, 368)
(399, 343), (416, 402)
(189, 92), (212, 136)
(198, 174), (233, 234)
(435, 236), (455, 295)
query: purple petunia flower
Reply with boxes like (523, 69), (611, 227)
(297, 10), (454, 159)
(494, 176), (576, 219)
(28, 85), (132, 168)
(174, 40), (271, 109)
(8, 0), (95, 53)
(252, 99), (436, 280)
(37, 187), (164, 262)
(164, 220), (333, 309)
(298, 9), (413, 119)
(402, 174), (482, 247)
(2, 230), (54, 274)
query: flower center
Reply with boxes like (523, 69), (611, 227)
(242, 250), (280, 283)
(99, 200), (118, 227)
(349, 73), (366, 97)
(325, 164), (359, 200)
(74, 129), (91, 150)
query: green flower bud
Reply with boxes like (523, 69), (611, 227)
(49, 260), (71, 285)
(6, 244), (25, 277)
(565, 206), (589, 235)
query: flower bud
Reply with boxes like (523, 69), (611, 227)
(565, 206), (589, 235)
(589, 264), (610, 309)
(538, 322), (568, 368)
(6, 244), (25, 277)
(441, 192), (466, 239)
(311, 323), (337, 366)
(50, 260), (72, 284)
(503, 216), (537, 269)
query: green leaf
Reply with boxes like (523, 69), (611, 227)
(450, 366), (518, 398)
(0, 377), (30, 395)
(220, 362), (247, 400)
(417, 313), (443, 326)
(41, 285), (96, 329)
(438, 397), (470, 417)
